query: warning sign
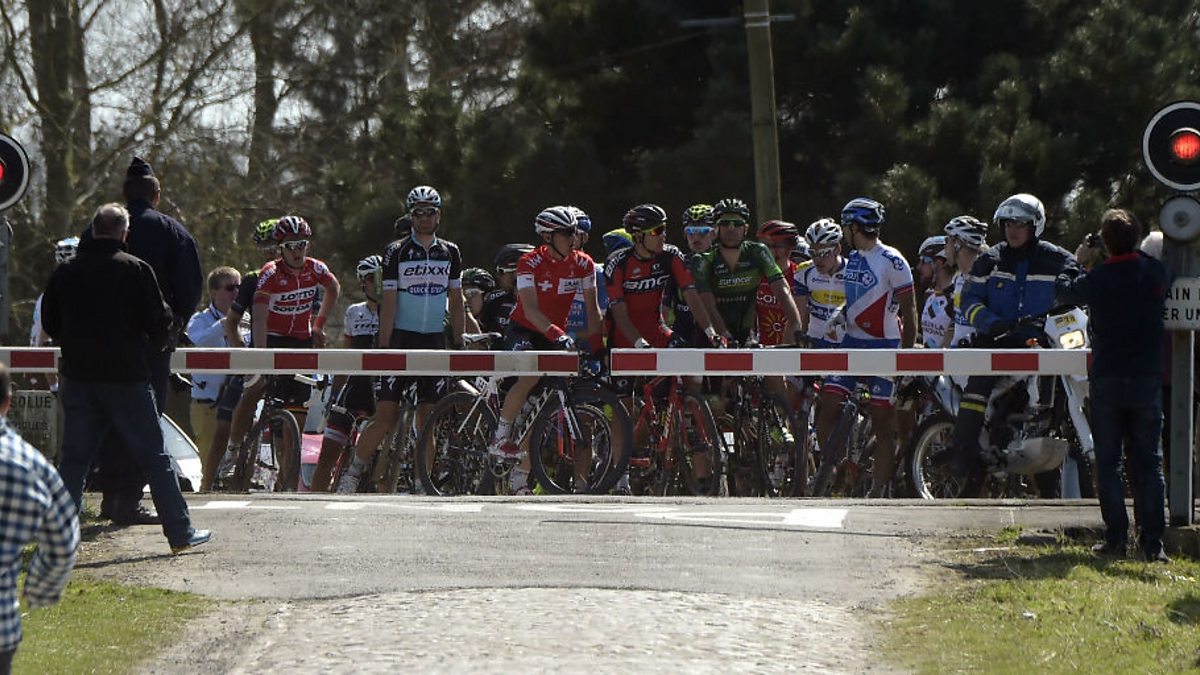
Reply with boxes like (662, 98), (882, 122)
(1164, 277), (1200, 330)
(8, 390), (59, 462)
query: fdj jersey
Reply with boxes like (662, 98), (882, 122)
(604, 244), (694, 348)
(382, 235), (463, 334)
(756, 259), (798, 346)
(692, 240), (782, 342)
(254, 258), (336, 340)
(510, 245), (596, 333)
(343, 301), (379, 349)
(841, 243), (913, 341)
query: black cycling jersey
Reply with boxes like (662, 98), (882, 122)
(479, 288), (517, 335)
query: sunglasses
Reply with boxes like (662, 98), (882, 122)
(716, 219), (746, 228)
(813, 247), (839, 258)
(464, 288), (483, 299)
(411, 207), (440, 217)
(281, 240), (309, 251)
(644, 225), (667, 236)
(684, 226), (714, 236)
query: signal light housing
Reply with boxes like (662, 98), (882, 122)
(1144, 102), (1200, 191)
(0, 133), (30, 213)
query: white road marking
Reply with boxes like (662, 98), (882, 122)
(194, 501), (302, 511)
(514, 504), (677, 514)
(325, 502), (485, 513)
(636, 508), (847, 529)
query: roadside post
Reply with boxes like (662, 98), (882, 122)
(1143, 101), (1200, 526)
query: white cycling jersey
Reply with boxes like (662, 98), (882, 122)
(920, 289), (952, 348)
(794, 260), (847, 342)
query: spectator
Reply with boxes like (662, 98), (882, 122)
(186, 266), (241, 491)
(43, 203), (210, 554)
(1057, 209), (1170, 562)
(0, 362), (79, 674)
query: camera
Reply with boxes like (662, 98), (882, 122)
(1085, 233), (1104, 249)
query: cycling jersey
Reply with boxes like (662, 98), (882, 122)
(665, 251), (705, 345)
(343, 301), (379, 349)
(755, 259), (798, 346)
(841, 242), (914, 341)
(567, 268), (608, 338)
(794, 260), (847, 342)
(920, 289), (952, 348)
(949, 272), (975, 346)
(509, 245), (596, 334)
(692, 240), (782, 342)
(381, 235), (463, 334)
(479, 288), (517, 335)
(605, 244), (694, 348)
(253, 258), (336, 340)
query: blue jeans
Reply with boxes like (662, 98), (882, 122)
(57, 377), (195, 547)
(1090, 375), (1166, 553)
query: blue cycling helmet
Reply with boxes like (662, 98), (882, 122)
(602, 228), (634, 257)
(566, 205), (592, 233)
(840, 197), (886, 232)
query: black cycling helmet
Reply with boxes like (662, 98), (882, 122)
(393, 214), (413, 239)
(494, 243), (535, 274)
(712, 198), (751, 222)
(622, 204), (668, 234)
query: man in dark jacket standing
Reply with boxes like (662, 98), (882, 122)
(1057, 209), (1169, 562)
(90, 157), (203, 524)
(44, 203), (209, 554)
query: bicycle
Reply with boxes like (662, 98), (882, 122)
(332, 379), (421, 494)
(809, 383), (874, 498)
(722, 372), (806, 498)
(231, 373), (316, 492)
(627, 375), (723, 496)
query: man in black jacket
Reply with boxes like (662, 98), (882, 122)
(44, 203), (209, 554)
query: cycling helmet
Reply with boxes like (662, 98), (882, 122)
(566, 206), (592, 233)
(462, 267), (497, 292)
(494, 242), (535, 273)
(273, 215), (311, 241)
(602, 228), (634, 256)
(840, 197), (885, 231)
(804, 218), (843, 247)
(622, 204), (668, 233)
(757, 220), (800, 246)
(356, 255), (382, 280)
(393, 214), (413, 239)
(790, 240), (812, 264)
(534, 206), (578, 234)
(943, 215), (988, 250)
(992, 193), (1046, 237)
(407, 185), (441, 210)
(252, 218), (278, 246)
(54, 237), (79, 265)
(682, 203), (714, 226)
(919, 235), (947, 260)
(712, 198), (750, 221)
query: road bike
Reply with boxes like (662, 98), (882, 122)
(627, 375), (722, 496)
(332, 378), (421, 494)
(231, 374), (316, 492)
(722, 372), (806, 498)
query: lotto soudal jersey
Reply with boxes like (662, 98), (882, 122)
(510, 245), (596, 333)
(692, 240), (783, 341)
(605, 244), (694, 348)
(253, 258), (336, 340)
(794, 260), (848, 341)
(755, 259), (798, 346)
(381, 235), (463, 334)
(342, 301), (379, 349)
(841, 242), (914, 341)
(921, 289), (952, 348)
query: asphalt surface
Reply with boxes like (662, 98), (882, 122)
(72, 494), (1111, 674)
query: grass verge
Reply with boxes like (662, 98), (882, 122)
(884, 539), (1200, 674)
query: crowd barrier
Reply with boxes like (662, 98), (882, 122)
(0, 347), (1090, 377)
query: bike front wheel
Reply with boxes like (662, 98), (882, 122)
(909, 413), (960, 499)
(529, 386), (630, 495)
(416, 391), (500, 496)
(676, 394), (723, 497)
(234, 408), (301, 492)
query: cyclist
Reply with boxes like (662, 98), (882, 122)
(916, 235), (954, 349)
(692, 198), (804, 348)
(665, 205), (716, 347)
(791, 239), (812, 267)
(815, 197), (917, 498)
(488, 206), (603, 494)
(755, 220), (804, 347)
(942, 215), (989, 347)
(949, 193), (1079, 496)
(602, 228), (634, 258)
(310, 255), (382, 492)
(565, 206), (607, 342)
(461, 267), (495, 334)
(338, 185), (465, 494)
(480, 243), (533, 336)
(794, 219), (847, 349)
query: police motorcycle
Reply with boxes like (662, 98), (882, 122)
(907, 307), (1095, 499)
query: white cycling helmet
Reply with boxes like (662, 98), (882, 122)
(54, 237), (80, 265)
(919, 235), (947, 260)
(356, 254), (382, 280)
(993, 193), (1046, 237)
(805, 218), (843, 247)
(534, 206), (578, 234)
(407, 185), (442, 210)
(944, 215), (988, 250)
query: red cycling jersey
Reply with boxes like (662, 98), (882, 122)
(253, 257), (336, 340)
(509, 245), (596, 334)
(604, 244), (694, 348)
(756, 259), (798, 346)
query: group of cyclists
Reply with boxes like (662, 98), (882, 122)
(52, 182), (1079, 498)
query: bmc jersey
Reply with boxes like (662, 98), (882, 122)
(479, 288), (517, 335)
(841, 242), (914, 341)
(253, 258), (336, 340)
(510, 246), (596, 333)
(605, 244), (694, 348)
(381, 235), (463, 334)
(755, 259), (798, 346)
(794, 260), (847, 342)
(920, 289), (952, 348)
(343, 301), (379, 349)
(692, 241), (783, 341)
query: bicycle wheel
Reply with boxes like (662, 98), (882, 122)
(676, 393), (723, 497)
(234, 408), (301, 492)
(374, 405), (416, 494)
(759, 393), (805, 498)
(529, 384), (630, 494)
(909, 412), (961, 499)
(810, 403), (857, 498)
(417, 391), (499, 496)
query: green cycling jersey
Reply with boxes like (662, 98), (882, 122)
(691, 240), (782, 342)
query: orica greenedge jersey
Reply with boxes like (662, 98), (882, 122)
(381, 234), (463, 334)
(692, 240), (783, 341)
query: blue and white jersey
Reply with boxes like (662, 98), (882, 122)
(566, 267), (608, 338)
(381, 235), (463, 334)
(842, 242), (913, 341)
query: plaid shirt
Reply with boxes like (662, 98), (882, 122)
(0, 417), (79, 651)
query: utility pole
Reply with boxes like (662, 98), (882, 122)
(743, 0), (782, 221)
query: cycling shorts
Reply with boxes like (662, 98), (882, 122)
(821, 335), (899, 406)
(264, 335), (316, 407)
(376, 330), (446, 404)
(502, 322), (556, 352)
(216, 375), (244, 422)
(324, 376), (376, 444)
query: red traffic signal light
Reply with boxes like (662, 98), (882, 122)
(1170, 128), (1200, 165)
(1144, 102), (1200, 191)
(0, 133), (30, 213)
